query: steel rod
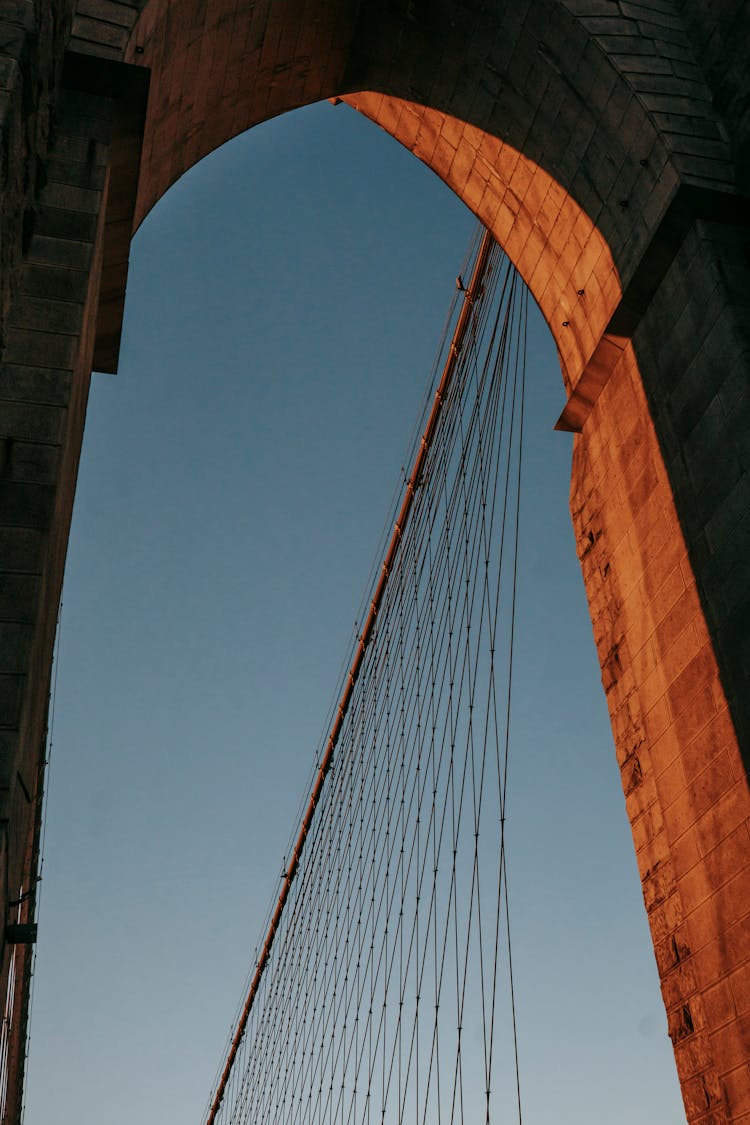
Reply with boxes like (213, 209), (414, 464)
(205, 227), (495, 1125)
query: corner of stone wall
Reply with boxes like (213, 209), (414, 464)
(679, 0), (750, 191)
(631, 213), (750, 768)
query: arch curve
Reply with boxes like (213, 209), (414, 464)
(106, 0), (662, 398)
(341, 93), (619, 393)
(117, 0), (672, 299)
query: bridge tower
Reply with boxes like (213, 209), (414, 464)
(0, 2), (747, 1120)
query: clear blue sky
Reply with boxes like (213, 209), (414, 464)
(25, 101), (684, 1123)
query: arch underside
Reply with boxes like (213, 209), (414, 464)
(87, 0), (736, 418)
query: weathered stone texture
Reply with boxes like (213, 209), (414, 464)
(0, 0), (73, 339)
(571, 342), (750, 1122)
(0, 82), (112, 1121)
(69, 0), (144, 60)
(633, 219), (750, 765)
(679, 0), (750, 188)
(566, 1), (736, 187)
(342, 1), (679, 291)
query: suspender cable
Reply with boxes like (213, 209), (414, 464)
(204, 229), (495, 1125)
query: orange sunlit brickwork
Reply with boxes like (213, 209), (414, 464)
(573, 342), (750, 1121)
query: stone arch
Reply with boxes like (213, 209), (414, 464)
(120, 0), (658, 305)
(0, 1), (748, 1121)
(81, 0), (736, 423)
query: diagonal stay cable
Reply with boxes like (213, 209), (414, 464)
(205, 229), (496, 1125)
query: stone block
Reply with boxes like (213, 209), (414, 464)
(7, 294), (85, 336)
(667, 748), (735, 835)
(0, 622), (32, 673)
(684, 826), (750, 913)
(74, 0), (139, 29)
(8, 441), (61, 484)
(705, 1013), (750, 1073)
(34, 201), (101, 243)
(0, 672), (23, 726)
(0, 479), (55, 529)
(672, 682), (719, 747)
(0, 573), (39, 623)
(27, 235), (94, 272)
(668, 647), (720, 717)
(670, 827), (703, 880)
(2, 328), (78, 371)
(0, 365), (72, 406)
(722, 1066), (750, 1118)
(20, 264), (90, 304)
(729, 961), (750, 1017)
(654, 923), (692, 976)
(680, 706), (737, 787)
(0, 526), (43, 572)
(703, 976), (737, 1028)
(680, 1068), (725, 1118)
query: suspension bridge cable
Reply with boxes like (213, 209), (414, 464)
(205, 228), (528, 1125)
(205, 229), (496, 1125)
